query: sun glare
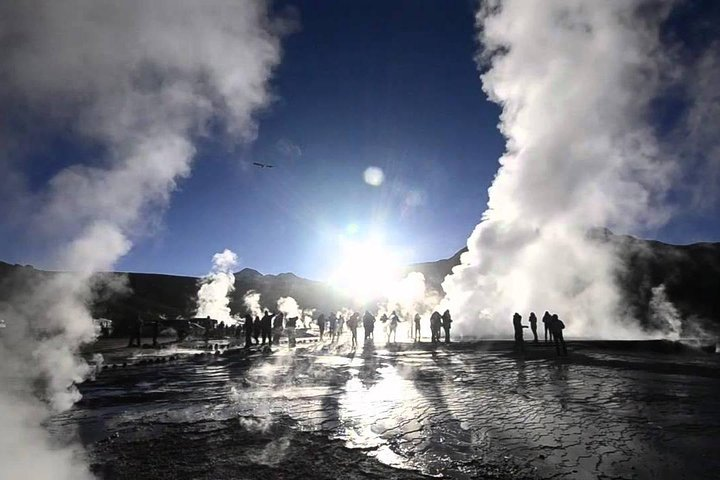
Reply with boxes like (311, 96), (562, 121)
(330, 237), (402, 302)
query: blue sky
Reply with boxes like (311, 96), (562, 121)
(116, 0), (504, 279)
(2, 0), (719, 280)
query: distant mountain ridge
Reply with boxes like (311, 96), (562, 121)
(1, 231), (719, 336)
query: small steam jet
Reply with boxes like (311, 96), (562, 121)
(253, 162), (275, 169)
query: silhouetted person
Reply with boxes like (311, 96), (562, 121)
(388, 311), (400, 343)
(363, 311), (375, 340)
(441, 310), (452, 344)
(513, 312), (527, 352)
(430, 311), (442, 343)
(261, 311), (273, 345)
(152, 319), (160, 348)
(317, 313), (326, 340)
(253, 315), (261, 344)
(348, 312), (360, 348)
(244, 314), (254, 348)
(337, 314), (345, 335)
(328, 313), (338, 342)
(413, 313), (421, 342)
(272, 313), (284, 345)
(127, 315), (143, 347)
(550, 314), (567, 356)
(542, 311), (553, 343)
(528, 312), (538, 343)
(286, 316), (297, 348)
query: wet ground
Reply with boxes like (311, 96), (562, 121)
(51, 334), (720, 479)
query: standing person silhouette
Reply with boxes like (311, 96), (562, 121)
(244, 313), (254, 348)
(328, 313), (338, 342)
(348, 312), (360, 348)
(550, 314), (567, 356)
(337, 314), (345, 335)
(253, 315), (261, 344)
(363, 311), (376, 341)
(413, 313), (421, 342)
(317, 313), (326, 340)
(528, 312), (538, 343)
(441, 310), (453, 344)
(261, 310), (272, 345)
(542, 311), (553, 343)
(152, 319), (160, 348)
(127, 314), (143, 347)
(388, 311), (401, 343)
(272, 313), (284, 345)
(512, 312), (527, 352)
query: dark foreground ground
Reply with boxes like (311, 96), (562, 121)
(51, 334), (720, 480)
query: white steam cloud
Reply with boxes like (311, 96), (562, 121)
(196, 249), (239, 323)
(0, 0), (288, 478)
(277, 296), (301, 319)
(648, 284), (682, 340)
(243, 290), (264, 318)
(383, 272), (439, 318)
(442, 0), (678, 338)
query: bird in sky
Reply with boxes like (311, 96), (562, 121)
(253, 162), (275, 168)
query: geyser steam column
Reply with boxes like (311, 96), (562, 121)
(196, 249), (240, 324)
(0, 1), (290, 478)
(442, 0), (676, 338)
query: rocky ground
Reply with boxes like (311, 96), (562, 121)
(52, 334), (720, 479)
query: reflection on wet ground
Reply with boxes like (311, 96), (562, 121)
(53, 339), (720, 479)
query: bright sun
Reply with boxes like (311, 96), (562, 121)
(329, 237), (402, 302)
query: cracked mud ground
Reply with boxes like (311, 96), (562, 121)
(52, 339), (720, 479)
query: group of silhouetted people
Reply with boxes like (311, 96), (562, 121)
(429, 310), (452, 343)
(302, 309), (454, 347)
(127, 307), (457, 352)
(126, 316), (163, 348)
(309, 309), (454, 347)
(241, 310), (299, 349)
(315, 309), (456, 346)
(315, 312), (347, 343)
(513, 311), (567, 356)
(127, 306), (570, 358)
(313, 309), (378, 347)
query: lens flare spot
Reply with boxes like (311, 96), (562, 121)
(363, 166), (384, 186)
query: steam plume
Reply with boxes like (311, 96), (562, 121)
(442, 0), (677, 338)
(196, 249), (239, 323)
(0, 0), (288, 477)
(648, 285), (681, 340)
(277, 296), (301, 319)
(243, 290), (264, 318)
(382, 272), (439, 318)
